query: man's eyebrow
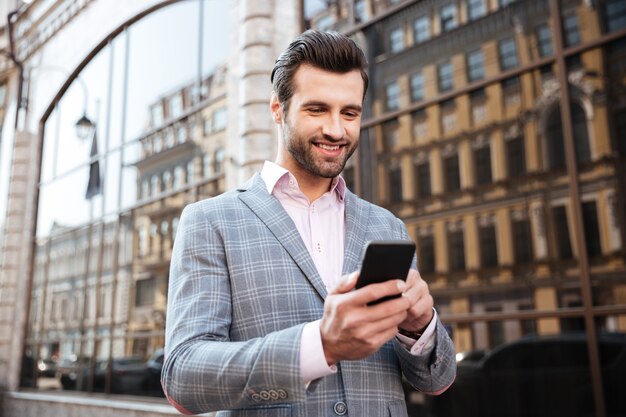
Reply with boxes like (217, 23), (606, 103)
(301, 101), (362, 112)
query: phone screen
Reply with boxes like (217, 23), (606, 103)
(355, 240), (416, 304)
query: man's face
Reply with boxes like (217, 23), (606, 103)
(271, 64), (364, 180)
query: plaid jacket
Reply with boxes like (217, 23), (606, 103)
(162, 174), (456, 417)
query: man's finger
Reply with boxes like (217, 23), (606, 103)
(329, 271), (359, 295)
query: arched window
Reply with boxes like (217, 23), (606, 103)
(29, 0), (230, 396)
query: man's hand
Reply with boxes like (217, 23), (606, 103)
(319, 272), (412, 365)
(397, 269), (434, 334)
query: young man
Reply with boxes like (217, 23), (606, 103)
(162, 30), (456, 417)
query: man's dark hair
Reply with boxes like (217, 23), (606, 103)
(271, 30), (369, 110)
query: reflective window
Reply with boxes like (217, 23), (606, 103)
(27, 0), (230, 397)
(467, 0), (487, 21)
(467, 49), (484, 82)
(499, 37), (519, 70)
(440, 3), (458, 32)
(536, 23), (553, 57)
(413, 15), (430, 43)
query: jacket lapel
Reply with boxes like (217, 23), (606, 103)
(237, 174), (328, 300)
(342, 189), (370, 275)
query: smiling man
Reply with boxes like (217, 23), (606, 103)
(162, 30), (456, 417)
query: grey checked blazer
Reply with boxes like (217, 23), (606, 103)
(162, 174), (456, 417)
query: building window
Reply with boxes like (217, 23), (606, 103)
(604, 0), (626, 32)
(486, 306), (505, 347)
(506, 135), (526, 178)
(499, 0), (516, 7)
(383, 119), (400, 150)
(151, 174), (160, 196)
(212, 107), (227, 132)
(536, 24), (553, 57)
(416, 161), (432, 198)
(151, 104), (164, 127)
(386, 81), (400, 111)
(440, 3), (458, 32)
(479, 224), (498, 267)
(168, 93), (183, 119)
(390, 27), (405, 53)
(177, 125), (187, 144)
(203, 116), (211, 136)
(502, 76), (521, 107)
(410, 72), (424, 102)
(571, 103), (592, 164)
(449, 229), (466, 270)
(438, 61), (454, 92)
(187, 160), (196, 184)
(441, 99), (457, 133)
(141, 180), (150, 199)
(513, 219), (533, 263)
(467, 0), (487, 20)
(474, 145), (492, 185)
(162, 170), (172, 191)
(414, 15), (430, 43)
(467, 49), (485, 82)
(546, 106), (566, 170)
(553, 205), (573, 259)
(546, 102), (591, 168)
(418, 235), (435, 274)
(389, 165), (403, 203)
(173, 166), (184, 189)
(470, 88), (487, 124)
(499, 37), (519, 71)
(412, 110), (428, 140)
(203, 154), (212, 177)
(444, 154), (461, 192)
(582, 201), (602, 257)
(563, 14), (581, 47)
(214, 148), (224, 174)
(135, 277), (156, 307)
(354, 0), (367, 23)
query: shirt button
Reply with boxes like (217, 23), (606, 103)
(333, 401), (347, 415)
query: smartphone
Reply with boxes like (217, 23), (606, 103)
(355, 240), (416, 305)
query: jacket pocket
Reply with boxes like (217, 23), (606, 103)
(387, 400), (409, 417)
(218, 405), (292, 417)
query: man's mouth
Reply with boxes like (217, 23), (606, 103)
(315, 143), (341, 151)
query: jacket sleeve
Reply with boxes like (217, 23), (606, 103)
(161, 202), (306, 415)
(394, 218), (457, 394)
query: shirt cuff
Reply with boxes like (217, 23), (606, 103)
(300, 320), (337, 385)
(395, 308), (438, 356)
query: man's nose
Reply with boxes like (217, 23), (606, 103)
(321, 115), (344, 140)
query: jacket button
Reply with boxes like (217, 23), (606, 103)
(333, 401), (347, 415)
(251, 393), (261, 402)
(277, 389), (287, 399)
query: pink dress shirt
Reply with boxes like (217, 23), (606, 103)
(260, 161), (437, 384)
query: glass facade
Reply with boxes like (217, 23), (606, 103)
(22, 0), (230, 397)
(304, 0), (626, 416)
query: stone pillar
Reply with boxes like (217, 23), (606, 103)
(0, 130), (40, 391)
(227, 0), (301, 190)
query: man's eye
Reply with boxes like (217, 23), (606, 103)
(308, 108), (324, 113)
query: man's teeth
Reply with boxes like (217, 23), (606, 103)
(317, 143), (340, 151)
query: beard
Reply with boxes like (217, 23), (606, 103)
(282, 121), (358, 179)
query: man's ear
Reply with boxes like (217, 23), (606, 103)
(270, 92), (283, 125)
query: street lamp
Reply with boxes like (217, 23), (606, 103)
(75, 112), (94, 140)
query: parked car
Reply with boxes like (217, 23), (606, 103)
(427, 333), (626, 417)
(141, 348), (165, 397)
(56, 355), (91, 390)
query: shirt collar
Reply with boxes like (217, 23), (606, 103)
(260, 160), (346, 202)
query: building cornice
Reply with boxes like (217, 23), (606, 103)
(11, 0), (96, 62)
